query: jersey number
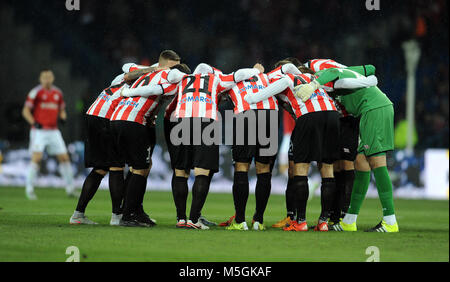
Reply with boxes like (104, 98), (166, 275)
(182, 75), (212, 96)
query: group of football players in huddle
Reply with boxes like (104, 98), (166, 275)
(67, 49), (399, 233)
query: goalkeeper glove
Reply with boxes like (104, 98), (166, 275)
(294, 80), (321, 102)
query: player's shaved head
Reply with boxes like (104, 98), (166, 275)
(171, 63), (191, 74)
(159, 50), (181, 68)
(39, 69), (54, 89)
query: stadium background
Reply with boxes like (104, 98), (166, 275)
(0, 0), (448, 199)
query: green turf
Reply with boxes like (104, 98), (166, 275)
(0, 186), (448, 262)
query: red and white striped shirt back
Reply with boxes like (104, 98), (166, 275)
(307, 59), (347, 92)
(174, 73), (233, 120)
(110, 70), (177, 125)
(307, 59), (347, 73)
(274, 73), (337, 118)
(86, 83), (127, 119)
(228, 73), (278, 114)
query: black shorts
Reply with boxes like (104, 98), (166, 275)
(339, 116), (360, 161)
(290, 111), (340, 164)
(170, 118), (220, 172)
(84, 115), (119, 169)
(232, 109), (278, 165)
(164, 118), (177, 169)
(110, 120), (156, 170)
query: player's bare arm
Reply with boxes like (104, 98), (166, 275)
(22, 105), (35, 126)
(59, 109), (67, 121)
(123, 66), (159, 83)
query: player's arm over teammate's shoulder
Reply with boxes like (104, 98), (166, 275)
(244, 75), (294, 105)
(123, 63), (167, 84)
(243, 61), (303, 105)
(294, 65), (379, 102)
(121, 64), (191, 98)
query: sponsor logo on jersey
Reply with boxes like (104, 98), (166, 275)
(178, 96), (215, 105)
(99, 93), (111, 102)
(118, 99), (139, 108)
(238, 84), (266, 94)
(40, 102), (59, 109)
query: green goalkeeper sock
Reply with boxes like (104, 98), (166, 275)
(347, 170), (371, 215)
(373, 166), (395, 216)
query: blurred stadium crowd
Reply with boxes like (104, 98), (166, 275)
(0, 0), (448, 149)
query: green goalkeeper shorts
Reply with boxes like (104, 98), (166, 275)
(357, 105), (394, 157)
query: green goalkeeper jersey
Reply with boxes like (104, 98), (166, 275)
(315, 66), (393, 117)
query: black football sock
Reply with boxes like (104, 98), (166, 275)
(189, 175), (210, 223)
(123, 173), (146, 218)
(293, 176), (309, 222)
(109, 170), (125, 214)
(253, 172), (272, 224)
(136, 175), (148, 214)
(172, 174), (189, 221)
(285, 177), (296, 220)
(207, 171), (215, 186)
(76, 170), (104, 213)
(330, 171), (344, 222)
(342, 170), (355, 217)
(121, 169), (133, 211)
(198, 172), (214, 219)
(319, 178), (336, 222)
(232, 171), (249, 223)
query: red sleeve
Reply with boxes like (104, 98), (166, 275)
(25, 87), (39, 108)
(58, 91), (66, 110)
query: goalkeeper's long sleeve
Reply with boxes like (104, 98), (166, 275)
(346, 65), (376, 76)
(316, 65), (376, 86)
(334, 75), (378, 89)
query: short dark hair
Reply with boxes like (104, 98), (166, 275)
(40, 69), (53, 73)
(274, 57), (302, 69)
(171, 63), (191, 74)
(159, 50), (181, 62)
(283, 57), (302, 67)
(298, 66), (315, 74)
(274, 60), (291, 68)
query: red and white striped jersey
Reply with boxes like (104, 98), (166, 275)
(273, 73), (337, 119)
(267, 66), (283, 81)
(174, 72), (236, 120)
(334, 100), (351, 118)
(86, 83), (127, 119)
(86, 63), (150, 120)
(111, 70), (178, 125)
(283, 109), (296, 134)
(164, 95), (178, 120)
(306, 59), (347, 92)
(25, 85), (65, 129)
(306, 59), (347, 73)
(228, 73), (278, 114)
(110, 63), (147, 86)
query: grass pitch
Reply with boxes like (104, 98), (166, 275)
(0, 186), (448, 262)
